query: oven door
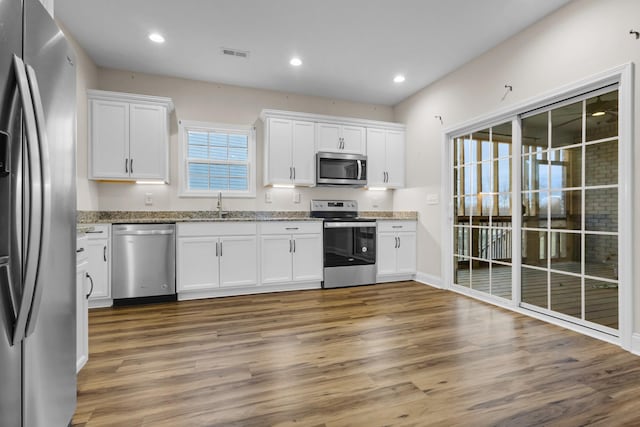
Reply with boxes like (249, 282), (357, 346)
(323, 222), (376, 267)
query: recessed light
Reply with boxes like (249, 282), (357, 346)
(393, 74), (406, 83)
(148, 33), (165, 44)
(289, 57), (302, 67)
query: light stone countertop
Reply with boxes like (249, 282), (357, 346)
(77, 210), (418, 224)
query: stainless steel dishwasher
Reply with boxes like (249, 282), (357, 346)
(112, 224), (176, 301)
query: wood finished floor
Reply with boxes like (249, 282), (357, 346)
(73, 282), (640, 427)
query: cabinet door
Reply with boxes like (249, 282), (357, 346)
(75, 261), (89, 373)
(177, 237), (219, 291)
(292, 234), (323, 282)
(90, 100), (129, 179)
(316, 122), (341, 152)
(396, 232), (417, 274)
(377, 233), (398, 275)
(260, 235), (293, 284)
(341, 125), (365, 154)
(129, 103), (167, 180)
(385, 130), (405, 188)
(292, 121), (315, 186)
(86, 239), (110, 299)
(219, 236), (258, 287)
(366, 128), (387, 187)
(266, 118), (293, 185)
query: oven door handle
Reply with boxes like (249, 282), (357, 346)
(324, 222), (376, 228)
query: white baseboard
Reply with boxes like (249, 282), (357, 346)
(178, 281), (322, 301)
(414, 272), (442, 288)
(631, 333), (640, 356)
(89, 298), (113, 309)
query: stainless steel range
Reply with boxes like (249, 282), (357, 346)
(311, 200), (376, 288)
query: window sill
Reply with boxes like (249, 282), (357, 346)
(179, 191), (256, 199)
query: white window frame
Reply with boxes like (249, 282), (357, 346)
(178, 120), (256, 198)
(441, 63), (633, 352)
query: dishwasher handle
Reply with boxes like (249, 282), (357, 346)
(113, 229), (174, 236)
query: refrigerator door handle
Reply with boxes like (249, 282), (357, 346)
(11, 55), (44, 345)
(0, 262), (17, 341)
(24, 63), (52, 338)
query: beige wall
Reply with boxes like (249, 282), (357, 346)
(94, 68), (395, 212)
(394, 0), (640, 287)
(59, 23), (99, 210)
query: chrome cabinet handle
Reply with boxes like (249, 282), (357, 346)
(293, 167), (296, 180)
(397, 237), (401, 248)
(289, 239), (292, 253)
(285, 227), (299, 230)
(76, 247), (85, 253)
(103, 245), (107, 262)
(125, 158), (128, 173)
(289, 167), (292, 180)
(85, 230), (104, 234)
(394, 237), (398, 248)
(293, 239), (296, 252)
(392, 225), (403, 229)
(219, 241), (222, 257)
(215, 241), (219, 257)
(130, 158), (133, 174)
(85, 272), (94, 299)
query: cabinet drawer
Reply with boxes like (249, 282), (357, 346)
(178, 222), (257, 237)
(259, 221), (322, 235)
(377, 220), (417, 233)
(84, 224), (110, 239)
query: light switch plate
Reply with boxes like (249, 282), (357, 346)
(144, 192), (153, 206)
(265, 191), (272, 203)
(293, 192), (301, 204)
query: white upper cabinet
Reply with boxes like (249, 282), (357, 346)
(317, 123), (365, 154)
(263, 117), (315, 186)
(88, 90), (173, 182)
(260, 109), (405, 185)
(366, 128), (405, 188)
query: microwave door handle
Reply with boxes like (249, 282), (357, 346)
(11, 56), (43, 344)
(357, 160), (362, 180)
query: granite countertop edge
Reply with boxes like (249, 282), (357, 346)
(77, 210), (418, 224)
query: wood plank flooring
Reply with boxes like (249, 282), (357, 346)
(73, 282), (640, 426)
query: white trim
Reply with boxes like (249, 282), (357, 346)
(631, 333), (640, 356)
(414, 272), (443, 288)
(88, 298), (113, 309)
(87, 89), (174, 112)
(177, 281), (322, 300)
(442, 63), (634, 352)
(377, 273), (416, 284)
(178, 120), (257, 198)
(260, 109), (406, 131)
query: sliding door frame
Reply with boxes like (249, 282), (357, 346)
(441, 63), (633, 351)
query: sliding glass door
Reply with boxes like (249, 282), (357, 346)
(453, 122), (513, 300)
(451, 86), (620, 335)
(521, 88), (619, 332)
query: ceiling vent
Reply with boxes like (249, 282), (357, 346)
(221, 48), (249, 59)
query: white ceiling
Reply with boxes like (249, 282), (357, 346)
(55, 0), (570, 106)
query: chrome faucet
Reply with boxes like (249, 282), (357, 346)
(217, 191), (223, 218)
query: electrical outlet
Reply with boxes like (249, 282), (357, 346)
(144, 192), (153, 206)
(426, 193), (439, 205)
(265, 191), (272, 203)
(293, 192), (301, 204)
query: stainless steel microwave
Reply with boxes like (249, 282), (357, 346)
(316, 152), (367, 187)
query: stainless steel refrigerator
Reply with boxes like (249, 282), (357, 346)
(0, 0), (77, 426)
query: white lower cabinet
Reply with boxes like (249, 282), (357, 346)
(259, 222), (323, 286)
(76, 235), (89, 373)
(85, 224), (112, 308)
(176, 222), (258, 299)
(377, 221), (417, 282)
